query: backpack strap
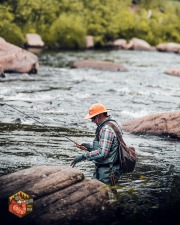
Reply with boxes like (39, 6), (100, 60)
(106, 121), (136, 173)
(105, 121), (125, 145)
(105, 121), (126, 169)
(95, 118), (123, 141)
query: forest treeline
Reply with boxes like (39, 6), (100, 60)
(0, 0), (180, 49)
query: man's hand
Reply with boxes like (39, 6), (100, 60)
(81, 143), (92, 150)
(76, 143), (88, 151)
(70, 154), (86, 167)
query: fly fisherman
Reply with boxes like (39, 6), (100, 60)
(70, 103), (122, 186)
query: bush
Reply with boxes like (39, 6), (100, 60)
(0, 0), (180, 48)
(0, 22), (25, 46)
(48, 13), (87, 49)
(0, 5), (25, 46)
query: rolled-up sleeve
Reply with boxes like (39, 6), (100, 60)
(84, 126), (115, 161)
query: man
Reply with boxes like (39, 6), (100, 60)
(70, 103), (122, 186)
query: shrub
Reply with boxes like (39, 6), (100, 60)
(48, 13), (87, 49)
(0, 5), (25, 46)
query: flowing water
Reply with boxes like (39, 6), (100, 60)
(0, 49), (180, 223)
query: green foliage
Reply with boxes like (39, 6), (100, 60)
(58, 0), (84, 13)
(0, 0), (180, 48)
(84, 0), (132, 46)
(140, 0), (165, 9)
(0, 4), (25, 45)
(12, 0), (59, 33)
(114, 8), (137, 40)
(0, 22), (25, 46)
(49, 13), (87, 49)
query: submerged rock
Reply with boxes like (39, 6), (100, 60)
(122, 111), (180, 138)
(156, 42), (180, 53)
(164, 69), (180, 77)
(71, 60), (127, 71)
(0, 165), (116, 225)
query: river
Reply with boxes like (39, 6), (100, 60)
(0, 49), (180, 224)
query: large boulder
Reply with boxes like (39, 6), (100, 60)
(164, 69), (180, 77)
(25, 33), (45, 48)
(71, 60), (128, 71)
(156, 42), (180, 53)
(0, 165), (116, 225)
(122, 111), (180, 138)
(126, 38), (155, 51)
(0, 37), (39, 75)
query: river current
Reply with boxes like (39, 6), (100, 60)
(0, 50), (180, 222)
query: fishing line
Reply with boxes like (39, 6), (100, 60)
(0, 100), (77, 145)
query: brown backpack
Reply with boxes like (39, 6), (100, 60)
(106, 121), (137, 173)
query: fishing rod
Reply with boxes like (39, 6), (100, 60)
(0, 100), (78, 145)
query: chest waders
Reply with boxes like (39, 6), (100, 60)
(93, 118), (122, 187)
(95, 163), (118, 185)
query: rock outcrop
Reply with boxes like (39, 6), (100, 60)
(164, 69), (180, 77)
(0, 37), (39, 75)
(122, 111), (180, 138)
(71, 60), (127, 71)
(156, 42), (180, 53)
(0, 165), (116, 225)
(126, 38), (156, 51)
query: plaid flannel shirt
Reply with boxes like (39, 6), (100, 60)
(84, 124), (115, 161)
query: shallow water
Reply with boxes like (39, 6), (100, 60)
(0, 50), (179, 190)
